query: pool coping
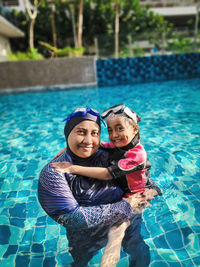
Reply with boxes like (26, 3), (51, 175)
(0, 82), (97, 95)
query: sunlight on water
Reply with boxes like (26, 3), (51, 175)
(0, 77), (200, 266)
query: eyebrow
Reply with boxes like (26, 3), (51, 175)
(76, 127), (99, 131)
(108, 123), (123, 128)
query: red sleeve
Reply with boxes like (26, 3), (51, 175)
(107, 144), (147, 179)
(118, 144), (147, 171)
(101, 141), (115, 148)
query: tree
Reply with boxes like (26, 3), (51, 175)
(114, 0), (119, 58)
(194, 0), (200, 51)
(24, 0), (41, 50)
(49, 0), (57, 48)
(77, 0), (83, 47)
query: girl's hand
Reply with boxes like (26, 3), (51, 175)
(51, 162), (73, 173)
(51, 147), (67, 161)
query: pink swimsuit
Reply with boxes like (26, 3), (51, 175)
(102, 140), (149, 197)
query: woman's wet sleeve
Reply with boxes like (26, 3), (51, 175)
(55, 199), (134, 229)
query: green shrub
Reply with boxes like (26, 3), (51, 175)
(39, 41), (85, 57)
(8, 49), (44, 61)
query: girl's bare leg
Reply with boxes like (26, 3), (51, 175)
(100, 220), (130, 267)
(100, 190), (157, 267)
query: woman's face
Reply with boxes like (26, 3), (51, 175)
(67, 120), (100, 158)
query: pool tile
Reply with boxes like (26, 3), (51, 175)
(0, 255), (15, 267)
(192, 255), (200, 266)
(150, 261), (169, 266)
(15, 255), (30, 267)
(153, 234), (170, 249)
(36, 215), (47, 226)
(165, 229), (183, 249)
(1, 76), (200, 266)
(33, 226), (46, 243)
(31, 243), (44, 253)
(29, 256), (44, 267)
(3, 245), (18, 258)
(43, 256), (56, 267)
(9, 218), (25, 228)
(44, 238), (58, 252)
(18, 190), (30, 198)
(0, 225), (11, 245)
(56, 252), (73, 266)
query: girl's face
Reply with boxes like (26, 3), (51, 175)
(107, 117), (138, 147)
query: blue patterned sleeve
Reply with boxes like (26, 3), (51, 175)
(55, 200), (134, 229)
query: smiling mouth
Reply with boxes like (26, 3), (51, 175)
(113, 139), (122, 143)
(79, 145), (93, 150)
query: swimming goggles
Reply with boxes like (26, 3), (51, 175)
(101, 104), (137, 123)
(64, 107), (105, 125)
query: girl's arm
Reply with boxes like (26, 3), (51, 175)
(50, 147), (67, 161)
(51, 161), (112, 180)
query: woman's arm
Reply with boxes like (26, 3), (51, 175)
(51, 161), (112, 180)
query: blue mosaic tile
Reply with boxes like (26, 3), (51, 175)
(193, 255), (200, 266)
(31, 243), (44, 253)
(33, 226), (46, 243)
(43, 256), (56, 267)
(165, 229), (183, 249)
(0, 225), (11, 245)
(9, 203), (26, 218)
(9, 218), (25, 228)
(3, 245), (18, 258)
(97, 53), (200, 86)
(167, 262), (183, 267)
(18, 190), (30, 198)
(56, 252), (73, 266)
(36, 215), (47, 226)
(153, 234), (170, 249)
(18, 244), (31, 253)
(15, 255), (30, 267)
(29, 257), (44, 267)
(8, 191), (18, 198)
(150, 261), (169, 266)
(21, 229), (34, 244)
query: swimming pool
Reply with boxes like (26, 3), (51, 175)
(0, 77), (200, 266)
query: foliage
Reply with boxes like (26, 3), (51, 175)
(167, 35), (194, 54)
(1, 0), (198, 58)
(39, 41), (84, 57)
(8, 48), (44, 60)
(118, 46), (145, 58)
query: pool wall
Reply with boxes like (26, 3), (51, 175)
(1, 53), (200, 93)
(96, 53), (200, 86)
(0, 57), (97, 92)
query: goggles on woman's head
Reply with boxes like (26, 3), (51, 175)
(64, 107), (105, 125)
(101, 104), (137, 123)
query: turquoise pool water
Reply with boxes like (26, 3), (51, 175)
(0, 77), (200, 267)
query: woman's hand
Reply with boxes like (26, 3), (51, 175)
(125, 188), (158, 214)
(51, 162), (73, 173)
(50, 147), (67, 161)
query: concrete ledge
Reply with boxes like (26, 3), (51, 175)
(0, 57), (97, 91)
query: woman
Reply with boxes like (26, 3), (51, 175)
(38, 107), (160, 266)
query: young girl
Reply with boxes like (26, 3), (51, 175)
(51, 104), (161, 266)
